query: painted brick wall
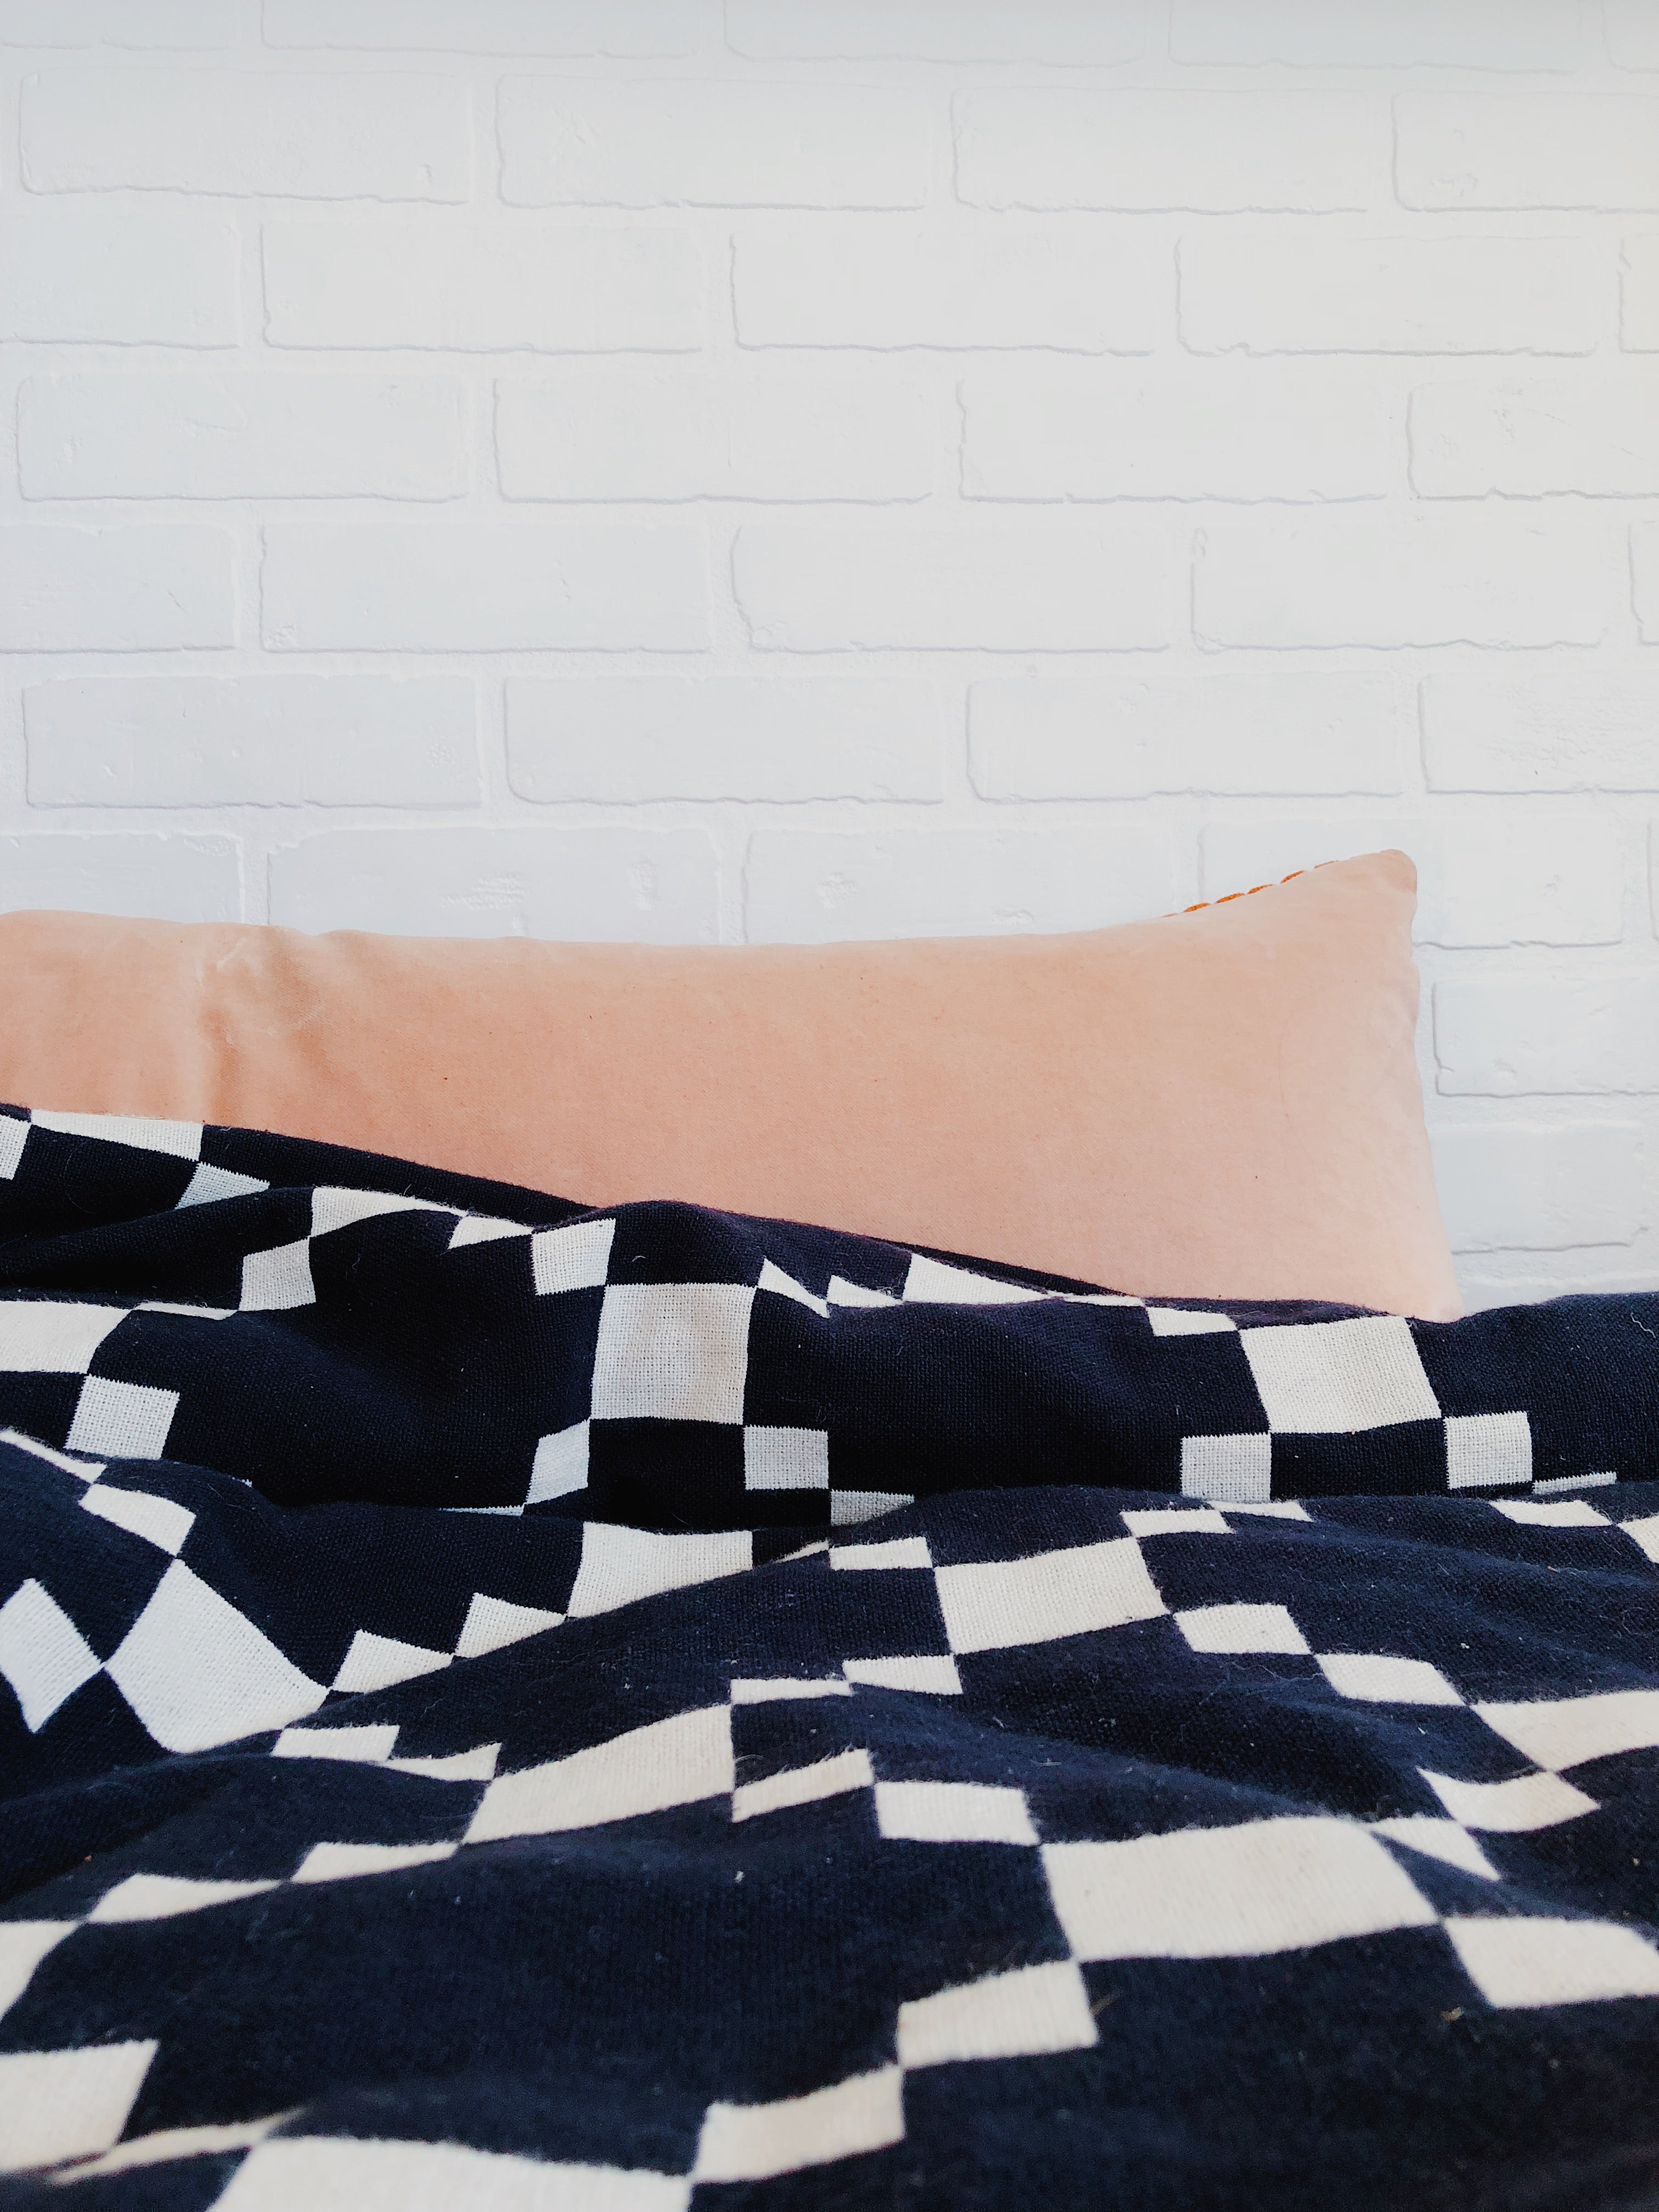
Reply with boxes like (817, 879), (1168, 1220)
(1, 0), (1656, 1308)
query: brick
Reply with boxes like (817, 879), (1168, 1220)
(961, 363), (1389, 503)
(744, 826), (1180, 944)
(495, 374), (932, 503)
(0, 527), (234, 652)
(1407, 93), (1659, 213)
(263, 222), (701, 353)
(0, 835), (238, 924)
(970, 673), (1401, 799)
(1423, 674), (1659, 792)
(0, 202), (238, 346)
(269, 828), (720, 943)
(956, 91), (1386, 212)
(1436, 976), (1659, 1096)
(1431, 1122), (1644, 1252)
(1409, 378), (1659, 498)
(264, 0), (698, 53)
(735, 223), (1161, 354)
(1, 1), (233, 44)
(261, 522), (706, 652)
(26, 676), (478, 809)
(733, 524), (1170, 652)
(498, 80), (927, 209)
(1626, 238), (1659, 350)
(506, 678), (944, 803)
(1609, 1), (1659, 70)
(1170, 0), (1583, 69)
(727, 1), (1144, 60)
(1397, 97), (1659, 212)
(1180, 232), (1599, 356)
(21, 68), (469, 199)
(1193, 515), (1610, 648)
(20, 375), (466, 502)
(1635, 523), (1659, 642)
(1199, 810), (1622, 949)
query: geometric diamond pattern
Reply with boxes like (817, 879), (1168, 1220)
(4, 1107), (1659, 2203)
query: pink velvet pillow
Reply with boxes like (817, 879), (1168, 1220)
(0, 849), (1459, 1318)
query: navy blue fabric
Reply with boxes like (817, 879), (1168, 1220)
(2, 1110), (1658, 2208)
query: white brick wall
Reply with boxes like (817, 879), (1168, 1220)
(505, 678), (944, 804)
(731, 224), (1163, 353)
(261, 221), (705, 353)
(0, 202), (241, 345)
(494, 373), (934, 503)
(960, 363), (1392, 503)
(732, 523), (1172, 651)
(19, 373), (467, 500)
(0, 2), (236, 48)
(1393, 94), (1659, 211)
(1625, 238), (1659, 350)
(955, 90), (1390, 212)
(1, 9), (1655, 1310)
(1408, 377), (1659, 499)
(1177, 234), (1602, 356)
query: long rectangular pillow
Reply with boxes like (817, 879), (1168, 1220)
(0, 849), (1459, 1317)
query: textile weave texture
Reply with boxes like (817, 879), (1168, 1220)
(2, 1109), (1658, 2207)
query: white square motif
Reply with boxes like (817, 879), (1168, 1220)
(240, 1239), (315, 1313)
(0, 1300), (127, 1374)
(532, 1217), (616, 1295)
(1446, 1411), (1531, 1491)
(1043, 1815), (1436, 1963)
(0, 1579), (100, 1732)
(178, 1162), (267, 1209)
(874, 1779), (1037, 1846)
(1419, 1768), (1596, 1832)
(526, 1420), (589, 1504)
(896, 1960), (1096, 2070)
(32, 1111), (200, 1160)
(1472, 1688), (1659, 1773)
(902, 1256), (1048, 1305)
(1181, 1432), (1272, 1503)
(0, 1118), (27, 1180)
(934, 1537), (1165, 1656)
(1317, 1652), (1462, 1706)
(330, 1629), (452, 1694)
(106, 1560), (326, 1753)
(832, 1536), (932, 1570)
(1444, 1915), (1659, 2009)
(1242, 1316), (1441, 1435)
(744, 1426), (830, 1491)
(1146, 1307), (1237, 1336)
(311, 1188), (448, 1237)
(844, 1655), (962, 1695)
(564, 1523), (752, 1618)
(1177, 1604), (1310, 1656)
(81, 1486), (194, 1555)
(831, 1489), (913, 1525)
(590, 1282), (755, 1424)
(694, 2066), (904, 2186)
(0, 2042), (157, 2172)
(66, 1378), (179, 1462)
(1491, 1497), (1604, 1528)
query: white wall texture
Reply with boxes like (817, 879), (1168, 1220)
(0, 0), (1657, 1306)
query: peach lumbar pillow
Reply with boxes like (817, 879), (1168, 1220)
(0, 849), (1459, 1319)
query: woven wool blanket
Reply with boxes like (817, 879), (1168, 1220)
(2, 1109), (1658, 2208)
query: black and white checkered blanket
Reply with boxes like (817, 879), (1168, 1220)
(4, 1108), (1659, 2208)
